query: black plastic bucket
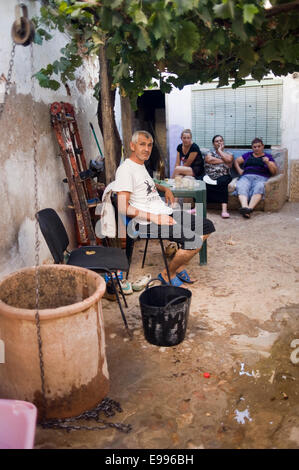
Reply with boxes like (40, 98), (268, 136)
(139, 278), (192, 347)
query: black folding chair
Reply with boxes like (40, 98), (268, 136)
(36, 208), (130, 335)
(111, 194), (171, 282)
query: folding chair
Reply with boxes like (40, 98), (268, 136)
(111, 194), (171, 282)
(36, 208), (130, 334)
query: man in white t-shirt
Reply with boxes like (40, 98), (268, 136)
(114, 130), (215, 286)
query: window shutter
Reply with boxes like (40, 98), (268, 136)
(191, 80), (282, 147)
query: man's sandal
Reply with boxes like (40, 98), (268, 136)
(158, 273), (183, 287)
(176, 269), (195, 284)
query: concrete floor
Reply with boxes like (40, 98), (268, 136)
(35, 202), (299, 449)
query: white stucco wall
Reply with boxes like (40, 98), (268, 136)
(0, 0), (103, 277)
(281, 74), (299, 161)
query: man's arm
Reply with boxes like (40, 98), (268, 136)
(155, 185), (175, 205)
(117, 191), (175, 226)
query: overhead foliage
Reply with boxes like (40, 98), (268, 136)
(34, 0), (299, 104)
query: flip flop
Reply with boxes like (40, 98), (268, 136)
(176, 269), (195, 284)
(158, 273), (183, 287)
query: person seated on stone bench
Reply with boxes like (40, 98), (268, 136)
(114, 130), (215, 286)
(203, 135), (233, 219)
(171, 129), (204, 180)
(234, 138), (278, 219)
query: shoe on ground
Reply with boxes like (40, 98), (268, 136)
(132, 274), (152, 291)
(221, 211), (230, 218)
(104, 280), (117, 301)
(119, 279), (133, 295)
(203, 175), (217, 185)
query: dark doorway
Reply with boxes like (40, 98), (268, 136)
(135, 90), (167, 177)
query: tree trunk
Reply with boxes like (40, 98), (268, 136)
(98, 43), (120, 184)
(121, 96), (134, 159)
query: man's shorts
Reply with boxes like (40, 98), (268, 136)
(137, 209), (215, 250)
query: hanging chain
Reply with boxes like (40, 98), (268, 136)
(31, 41), (48, 423)
(29, 43), (131, 435)
(0, 43), (16, 121)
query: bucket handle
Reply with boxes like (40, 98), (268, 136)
(165, 296), (188, 310)
(145, 277), (164, 289)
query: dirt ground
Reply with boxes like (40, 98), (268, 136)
(35, 202), (299, 450)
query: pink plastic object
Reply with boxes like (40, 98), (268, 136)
(0, 399), (37, 449)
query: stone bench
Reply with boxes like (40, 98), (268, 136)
(202, 147), (288, 212)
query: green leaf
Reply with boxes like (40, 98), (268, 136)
(213, 0), (235, 20)
(231, 18), (247, 41)
(135, 9), (148, 25)
(243, 4), (259, 24)
(156, 43), (165, 61)
(137, 27), (150, 51)
(176, 20), (200, 62)
(34, 31), (43, 45)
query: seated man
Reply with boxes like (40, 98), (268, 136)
(113, 130), (215, 286)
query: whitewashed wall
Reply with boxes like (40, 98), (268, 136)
(281, 74), (299, 161)
(0, 0), (103, 277)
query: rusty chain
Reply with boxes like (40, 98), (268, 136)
(0, 43), (16, 121)
(29, 43), (131, 434)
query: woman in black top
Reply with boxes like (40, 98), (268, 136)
(172, 129), (204, 179)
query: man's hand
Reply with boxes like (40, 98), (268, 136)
(164, 187), (175, 205)
(153, 214), (176, 226)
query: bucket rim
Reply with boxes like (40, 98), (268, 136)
(0, 265), (106, 321)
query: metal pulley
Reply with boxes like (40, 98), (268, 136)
(11, 4), (35, 47)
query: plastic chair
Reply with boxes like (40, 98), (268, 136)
(0, 399), (37, 449)
(36, 208), (130, 333)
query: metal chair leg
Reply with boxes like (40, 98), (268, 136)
(110, 277), (131, 337)
(114, 272), (128, 308)
(142, 239), (149, 268)
(159, 239), (171, 283)
(126, 236), (135, 279)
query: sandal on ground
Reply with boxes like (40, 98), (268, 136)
(158, 273), (183, 287)
(176, 269), (195, 284)
(132, 274), (151, 291)
(119, 279), (133, 295)
(221, 211), (230, 218)
(239, 207), (252, 215)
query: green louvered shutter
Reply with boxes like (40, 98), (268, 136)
(191, 79), (283, 147)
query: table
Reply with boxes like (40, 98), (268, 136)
(157, 180), (207, 265)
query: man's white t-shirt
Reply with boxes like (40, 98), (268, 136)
(114, 159), (173, 224)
